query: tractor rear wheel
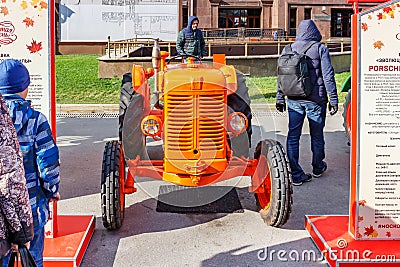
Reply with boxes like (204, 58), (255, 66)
(119, 73), (135, 140)
(122, 93), (146, 160)
(342, 90), (351, 144)
(227, 71), (252, 157)
(253, 139), (292, 227)
(101, 140), (125, 230)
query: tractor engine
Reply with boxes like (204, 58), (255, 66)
(161, 66), (231, 184)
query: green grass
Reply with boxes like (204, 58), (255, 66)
(56, 54), (350, 104)
(56, 55), (121, 104)
(247, 72), (350, 104)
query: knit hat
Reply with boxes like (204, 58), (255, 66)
(0, 59), (30, 94)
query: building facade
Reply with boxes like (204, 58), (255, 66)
(57, 0), (380, 54)
(184, 0), (378, 39)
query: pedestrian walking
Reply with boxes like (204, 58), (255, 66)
(276, 20), (339, 186)
(176, 16), (207, 59)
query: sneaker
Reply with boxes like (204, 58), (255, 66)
(292, 173), (312, 186)
(313, 161), (327, 178)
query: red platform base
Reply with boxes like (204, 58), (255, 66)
(305, 215), (400, 266)
(43, 215), (95, 267)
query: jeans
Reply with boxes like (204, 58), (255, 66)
(286, 100), (327, 182)
(2, 226), (44, 267)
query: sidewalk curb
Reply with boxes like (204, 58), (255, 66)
(56, 104), (119, 113)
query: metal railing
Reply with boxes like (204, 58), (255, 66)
(202, 28), (286, 41)
(104, 33), (351, 59)
(105, 36), (175, 58)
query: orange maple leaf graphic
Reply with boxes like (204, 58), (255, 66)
(23, 17), (34, 27)
(368, 15), (372, 20)
(1, 0), (6, 3)
(361, 23), (368, 32)
(364, 225), (375, 236)
(373, 40), (384, 50)
(39, 1), (47, 9)
(358, 216), (364, 222)
(26, 39), (42, 54)
(386, 232), (391, 237)
(359, 200), (367, 206)
(0, 6), (9, 15)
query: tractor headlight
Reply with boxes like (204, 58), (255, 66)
(141, 115), (162, 137)
(228, 112), (248, 135)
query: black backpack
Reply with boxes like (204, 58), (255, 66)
(277, 41), (317, 97)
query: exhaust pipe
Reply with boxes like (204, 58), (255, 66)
(152, 39), (161, 106)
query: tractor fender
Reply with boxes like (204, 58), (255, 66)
(219, 64), (237, 95)
(131, 64), (151, 115)
(132, 65), (148, 96)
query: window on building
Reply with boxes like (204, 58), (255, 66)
(218, 8), (261, 28)
(304, 8), (312, 20)
(247, 9), (261, 28)
(289, 7), (297, 37)
(331, 9), (352, 37)
(182, 6), (188, 28)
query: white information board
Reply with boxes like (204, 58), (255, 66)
(357, 1), (400, 240)
(0, 0), (52, 120)
(59, 0), (178, 42)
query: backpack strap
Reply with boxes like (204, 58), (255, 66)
(284, 41), (317, 55)
(299, 41), (318, 54)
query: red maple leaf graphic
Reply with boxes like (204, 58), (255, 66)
(361, 23), (368, 32)
(377, 13), (383, 20)
(364, 225), (375, 236)
(359, 200), (367, 206)
(23, 17), (34, 27)
(383, 6), (392, 13)
(386, 232), (391, 237)
(26, 39), (42, 54)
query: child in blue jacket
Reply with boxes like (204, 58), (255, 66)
(0, 59), (60, 267)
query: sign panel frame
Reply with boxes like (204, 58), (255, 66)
(352, 0), (400, 240)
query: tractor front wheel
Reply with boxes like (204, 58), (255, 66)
(253, 139), (292, 227)
(101, 140), (126, 230)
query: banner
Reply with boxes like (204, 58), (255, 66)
(356, 0), (400, 240)
(0, 0), (54, 121)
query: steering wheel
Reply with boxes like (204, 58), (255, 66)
(167, 54), (202, 64)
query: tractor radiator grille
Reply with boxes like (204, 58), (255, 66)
(166, 94), (194, 152)
(165, 91), (226, 159)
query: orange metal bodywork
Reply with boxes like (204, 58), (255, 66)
(126, 53), (264, 191)
(127, 157), (261, 188)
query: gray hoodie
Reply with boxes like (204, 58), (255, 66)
(277, 20), (338, 105)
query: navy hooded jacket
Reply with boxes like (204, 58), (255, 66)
(176, 16), (207, 58)
(276, 20), (338, 105)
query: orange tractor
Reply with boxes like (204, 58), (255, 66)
(101, 41), (293, 230)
